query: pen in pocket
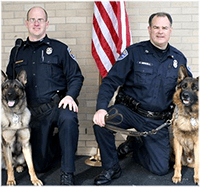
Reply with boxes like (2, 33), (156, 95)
(41, 50), (44, 62)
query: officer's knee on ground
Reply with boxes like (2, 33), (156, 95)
(150, 165), (169, 176)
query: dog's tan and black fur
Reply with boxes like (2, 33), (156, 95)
(171, 65), (199, 184)
(1, 70), (42, 185)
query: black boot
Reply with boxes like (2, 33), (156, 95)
(117, 136), (137, 159)
(60, 171), (74, 185)
(94, 164), (122, 185)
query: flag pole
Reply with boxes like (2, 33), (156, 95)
(85, 73), (102, 167)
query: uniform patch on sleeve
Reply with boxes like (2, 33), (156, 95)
(67, 47), (78, 63)
(117, 49), (128, 61)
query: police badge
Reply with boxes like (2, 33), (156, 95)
(46, 47), (53, 55)
(173, 59), (178, 68)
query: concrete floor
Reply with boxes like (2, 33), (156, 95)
(1, 155), (197, 186)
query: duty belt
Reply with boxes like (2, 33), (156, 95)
(104, 108), (171, 137)
(29, 94), (60, 116)
(115, 92), (173, 120)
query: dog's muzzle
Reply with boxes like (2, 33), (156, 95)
(181, 91), (197, 107)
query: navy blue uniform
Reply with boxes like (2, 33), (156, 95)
(94, 40), (192, 175)
(6, 35), (84, 173)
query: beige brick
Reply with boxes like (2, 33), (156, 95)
(86, 141), (98, 147)
(77, 9), (93, 17)
(2, 26), (14, 33)
(170, 2), (193, 7)
(45, 3), (66, 10)
(182, 7), (198, 14)
(182, 37), (199, 44)
(3, 18), (23, 25)
(65, 2), (89, 10)
(56, 24), (76, 31)
(192, 58), (199, 65)
(66, 17), (86, 24)
(47, 31), (65, 38)
(79, 134), (95, 141)
(15, 11), (26, 18)
(182, 22), (198, 29)
(49, 17), (65, 24)
(3, 4), (23, 11)
(24, 4), (45, 11)
(76, 147), (97, 156)
(56, 10), (76, 17)
(2, 12), (14, 18)
(78, 141), (86, 147)
(47, 25), (55, 32)
(15, 25), (27, 32)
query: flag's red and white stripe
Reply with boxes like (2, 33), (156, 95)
(92, 1), (132, 78)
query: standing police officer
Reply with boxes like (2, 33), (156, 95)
(6, 7), (84, 185)
(92, 12), (192, 185)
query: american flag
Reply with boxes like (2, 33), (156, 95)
(92, 1), (132, 78)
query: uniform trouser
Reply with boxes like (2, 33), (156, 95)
(93, 104), (170, 176)
(29, 106), (79, 173)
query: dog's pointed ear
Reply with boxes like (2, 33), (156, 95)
(1, 70), (8, 83)
(177, 65), (188, 84)
(16, 70), (27, 85)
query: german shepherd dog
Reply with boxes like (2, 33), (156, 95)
(171, 65), (199, 184)
(1, 70), (43, 185)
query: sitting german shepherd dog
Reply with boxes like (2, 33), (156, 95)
(1, 70), (43, 185)
(172, 65), (199, 184)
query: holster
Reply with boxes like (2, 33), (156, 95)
(29, 93), (62, 117)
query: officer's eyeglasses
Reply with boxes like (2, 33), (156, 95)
(28, 18), (46, 24)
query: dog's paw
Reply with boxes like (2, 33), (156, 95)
(194, 177), (199, 185)
(7, 179), (16, 185)
(16, 166), (24, 173)
(172, 175), (182, 183)
(32, 178), (43, 186)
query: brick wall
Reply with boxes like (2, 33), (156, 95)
(1, 1), (199, 156)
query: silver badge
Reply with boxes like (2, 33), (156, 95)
(46, 47), (53, 55)
(173, 60), (178, 68)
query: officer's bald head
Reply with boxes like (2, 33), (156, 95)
(149, 12), (173, 27)
(27, 6), (48, 21)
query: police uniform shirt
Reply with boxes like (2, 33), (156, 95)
(97, 40), (192, 113)
(6, 35), (84, 107)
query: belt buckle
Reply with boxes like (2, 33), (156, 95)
(147, 111), (154, 118)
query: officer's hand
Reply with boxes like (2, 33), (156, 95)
(58, 95), (78, 112)
(93, 109), (108, 127)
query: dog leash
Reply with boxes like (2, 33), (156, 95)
(104, 108), (172, 137)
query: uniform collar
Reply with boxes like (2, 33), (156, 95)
(144, 40), (174, 59)
(23, 35), (51, 48)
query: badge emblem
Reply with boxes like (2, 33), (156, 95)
(117, 49), (128, 61)
(67, 47), (78, 63)
(46, 47), (53, 55)
(173, 60), (178, 68)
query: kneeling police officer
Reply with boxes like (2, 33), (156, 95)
(93, 12), (192, 185)
(6, 6), (84, 185)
